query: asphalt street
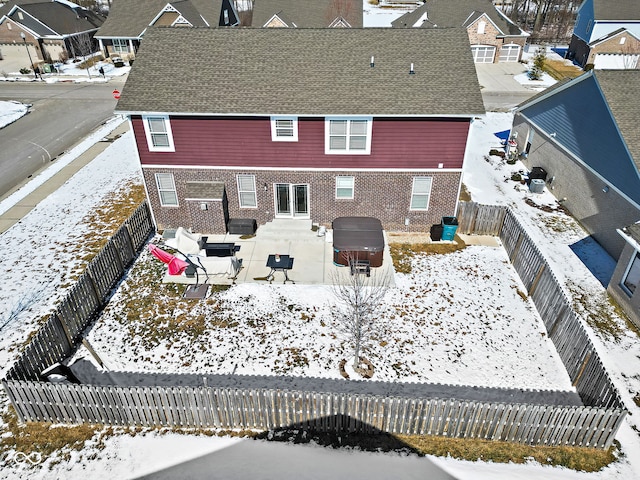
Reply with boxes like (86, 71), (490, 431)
(0, 78), (126, 199)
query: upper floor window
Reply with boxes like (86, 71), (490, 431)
(410, 177), (432, 210)
(237, 174), (257, 208)
(335, 176), (354, 199)
(325, 118), (372, 154)
(477, 20), (486, 35)
(112, 38), (128, 53)
(142, 115), (175, 152)
(271, 116), (298, 141)
(155, 173), (178, 206)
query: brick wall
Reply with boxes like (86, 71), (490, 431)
(143, 168), (462, 234)
(588, 33), (640, 68)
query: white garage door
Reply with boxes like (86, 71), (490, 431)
(472, 45), (496, 63)
(0, 43), (39, 73)
(499, 44), (521, 62)
(594, 53), (639, 69)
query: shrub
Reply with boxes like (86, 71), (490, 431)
(528, 48), (546, 80)
(511, 173), (522, 182)
(489, 149), (506, 158)
(19, 67), (31, 74)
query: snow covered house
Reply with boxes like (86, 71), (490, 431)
(390, 0), (528, 64)
(251, 0), (362, 28)
(0, 0), (104, 65)
(567, 0), (640, 69)
(115, 27), (485, 234)
(94, 0), (238, 61)
(511, 70), (640, 262)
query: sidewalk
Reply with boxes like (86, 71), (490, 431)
(0, 120), (130, 234)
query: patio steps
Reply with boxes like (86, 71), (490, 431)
(257, 219), (315, 236)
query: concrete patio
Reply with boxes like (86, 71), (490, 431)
(160, 219), (397, 287)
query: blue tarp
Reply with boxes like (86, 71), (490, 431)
(494, 130), (511, 142)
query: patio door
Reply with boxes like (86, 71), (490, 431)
(274, 183), (309, 218)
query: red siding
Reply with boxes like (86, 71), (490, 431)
(133, 116), (470, 169)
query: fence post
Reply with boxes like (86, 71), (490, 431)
(527, 264), (546, 297)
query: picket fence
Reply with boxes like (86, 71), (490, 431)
(1, 201), (627, 449)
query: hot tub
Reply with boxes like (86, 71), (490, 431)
(332, 217), (384, 268)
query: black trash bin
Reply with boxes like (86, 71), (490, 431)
(430, 224), (443, 242)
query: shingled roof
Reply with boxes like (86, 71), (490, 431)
(596, 70), (640, 171)
(391, 0), (524, 36)
(252, 0), (362, 28)
(0, 0), (103, 36)
(593, 0), (640, 21)
(116, 27), (484, 117)
(95, 0), (222, 38)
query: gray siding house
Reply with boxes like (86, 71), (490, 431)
(609, 223), (640, 328)
(512, 69), (640, 327)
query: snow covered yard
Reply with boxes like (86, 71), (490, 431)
(0, 101), (28, 129)
(88, 242), (572, 391)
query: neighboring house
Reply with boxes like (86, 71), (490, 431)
(567, 0), (640, 69)
(94, 0), (238, 60)
(0, 0), (104, 66)
(511, 70), (640, 262)
(609, 222), (640, 329)
(391, 0), (528, 63)
(252, 0), (362, 28)
(115, 27), (485, 235)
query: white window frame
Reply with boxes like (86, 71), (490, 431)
(112, 38), (129, 53)
(410, 176), (432, 210)
(237, 174), (257, 209)
(620, 36), (627, 45)
(477, 20), (486, 35)
(622, 251), (640, 296)
(155, 173), (178, 207)
(142, 115), (175, 152)
(270, 116), (298, 141)
(335, 176), (354, 199)
(325, 117), (373, 155)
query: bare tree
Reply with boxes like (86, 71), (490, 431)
(68, 32), (96, 78)
(0, 288), (44, 332)
(330, 254), (389, 370)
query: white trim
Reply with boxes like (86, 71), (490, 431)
(236, 173), (258, 209)
(409, 176), (433, 211)
(335, 175), (355, 199)
(270, 116), (298, 141)
(155, 172), (179, 207)
(142, 115), (175, 152)
(118, 111), (479, 120)
(325, 117), (373, 155)
(141, 164), (463, 173)
(128, 117), (158, 228)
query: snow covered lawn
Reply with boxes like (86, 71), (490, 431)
(0, 101), (28, 129)
(88, 239), (572, 392)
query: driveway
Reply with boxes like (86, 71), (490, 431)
(475, 62), (539, 112)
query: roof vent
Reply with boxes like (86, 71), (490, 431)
(370, 56), (374, 68)
(409, 63), (415, 74)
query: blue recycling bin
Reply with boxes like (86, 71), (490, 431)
(441, 216), (458, 241)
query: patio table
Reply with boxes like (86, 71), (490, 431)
(265, 254), (295, 284)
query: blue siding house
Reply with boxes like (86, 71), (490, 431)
(512, 69), (640, 328)
(567, 0), (640, 68)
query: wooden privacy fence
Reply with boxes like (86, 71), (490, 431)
(0, 382), (625, 449)
(497, 208), (625, 412)
(2, 201), (628, 449)
(5, 202), (154, 382)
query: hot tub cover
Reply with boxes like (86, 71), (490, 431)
(332, 217), (384, 252)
